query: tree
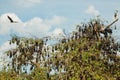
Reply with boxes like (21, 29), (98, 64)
(1, 17), (120, 80)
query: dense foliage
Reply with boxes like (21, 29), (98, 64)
(0, 18), (120, 80)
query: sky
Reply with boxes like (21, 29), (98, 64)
(0, 0), (120, 52)
(0, 0), (120, 44)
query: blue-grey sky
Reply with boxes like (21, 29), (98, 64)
(0, 0), (120, 46)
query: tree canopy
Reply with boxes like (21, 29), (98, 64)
(0, 17), (120, 80)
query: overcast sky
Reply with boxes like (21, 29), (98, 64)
(0, 0), (120, 46)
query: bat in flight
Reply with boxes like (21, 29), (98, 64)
(7, 15), (18, 23)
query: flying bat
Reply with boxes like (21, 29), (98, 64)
(7, 15), (18, 23)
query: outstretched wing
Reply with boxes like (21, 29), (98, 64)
(7, 16), (14, 22)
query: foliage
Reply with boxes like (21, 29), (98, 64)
(0, 18), (120, 80)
